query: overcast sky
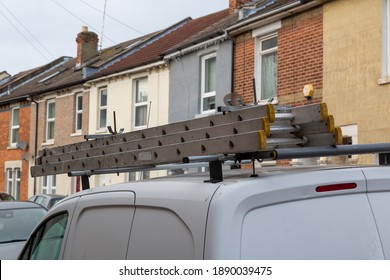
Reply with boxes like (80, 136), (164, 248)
(0, 0), (228, 75)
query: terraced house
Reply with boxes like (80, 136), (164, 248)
(227, 0), (390, 164)
(0, 7), (238, 197)
(1, 0), (389, 198)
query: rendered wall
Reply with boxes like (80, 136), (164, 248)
(87, 65), (170, 188)
(323, 0), (390, 164)
(169, 41), (233, 123)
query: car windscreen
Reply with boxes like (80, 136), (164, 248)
(0, 208), (47, 243)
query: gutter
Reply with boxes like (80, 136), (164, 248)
(84, 60), (167, 87)
(0, 94), (29, 106)
(164, 34), (228, 61)
(226, 0), (330, 36)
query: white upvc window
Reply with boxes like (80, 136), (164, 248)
(201, 53), (217, 114)
(98, 87), (107, 129)
(10, 107), (20, 146)
(257, 34), (278, 101)
(75, 93), (83, 132)
(381, 0), (390, 83)
(133, 77), (148, 129)
(6, 168), (20, 200)
(46, 100), (55, 142)
(42, 175), (56, 194)
(128, 171), (150, 181)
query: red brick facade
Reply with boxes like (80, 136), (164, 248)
(0, 103), (31, 200)
(277, 7), (323, 106)
(233, 7), (324, 107)
(233, 31), (255, 104)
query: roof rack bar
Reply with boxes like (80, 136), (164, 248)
(205, 161), (223, 183)
(183, 154), (236, 163)
(81, 174), (90, 190)
(271, 142), (390, 160)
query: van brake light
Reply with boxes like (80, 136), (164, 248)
(316, 183), (357, 192)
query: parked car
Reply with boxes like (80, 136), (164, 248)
(18, 165), (390, 260)
(0, 201), (47, 259)
(28, 194), (65, 209)
(0, 193), (15, 201)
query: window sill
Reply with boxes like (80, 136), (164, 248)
(7, 145), (17, 150)
(195, 111), (216, 118)
(378, 76), (390, 85)
(256, 97), (279, 105)
(71, 132), (82, 137)
(95, 128), (107, 134)
(42, 141), (55, 147)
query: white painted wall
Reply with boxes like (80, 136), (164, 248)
(86, 63), (170, 188)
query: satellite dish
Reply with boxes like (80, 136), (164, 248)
(16, 141), (28, 150)
(223, 92), (244, 106)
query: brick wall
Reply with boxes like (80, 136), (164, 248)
(0, 104), (30, 200)
(233, 31), (256, 104)
(277, 7), (323, 106)
(233, 7), (324, 107)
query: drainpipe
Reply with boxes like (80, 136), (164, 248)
(31, 98), (39, 195)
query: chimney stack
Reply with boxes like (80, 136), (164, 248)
(76, 26), (99, 66)
(229, 0), (252, 15)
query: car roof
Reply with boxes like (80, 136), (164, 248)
(0, 201), (47, 210)
(31, 194), (66, 198)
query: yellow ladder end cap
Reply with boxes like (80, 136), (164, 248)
(258, 130), (267, 150)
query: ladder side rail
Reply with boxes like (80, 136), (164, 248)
(275, 102), (328, 124)
(31, 131), (264, 177)
(293, 116), (335, 136)
(36, 118), (269, 166)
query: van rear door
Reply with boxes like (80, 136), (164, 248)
(63, 191), (135, 260)
(364, 167), (390, 260)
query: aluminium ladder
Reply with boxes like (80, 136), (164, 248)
(31, 102), (344, 187)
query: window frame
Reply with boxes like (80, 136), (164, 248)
(42, 175), (56, 194)
(46, 100), (56, 142)
(75, 93), (83, 132)
(10, 106), (20, 146)
(380, 0), (390, 84)
(6, 168), (20, 200)
(256, 33), (278, 101)
(133, 77), (148, 130)
(98, 87), (108, 129)
(200, 52), (217, 114)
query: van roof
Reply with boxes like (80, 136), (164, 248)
(55, 164), (389, 207)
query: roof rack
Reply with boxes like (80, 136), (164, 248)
(30, 102), (390, 188)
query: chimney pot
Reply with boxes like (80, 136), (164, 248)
(229, 0), (252, 15)
(76, 26), (99, 66)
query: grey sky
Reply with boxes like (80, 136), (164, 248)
(0, 0), (227, 75)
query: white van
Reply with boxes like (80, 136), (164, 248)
(19, 164), (390, 260)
